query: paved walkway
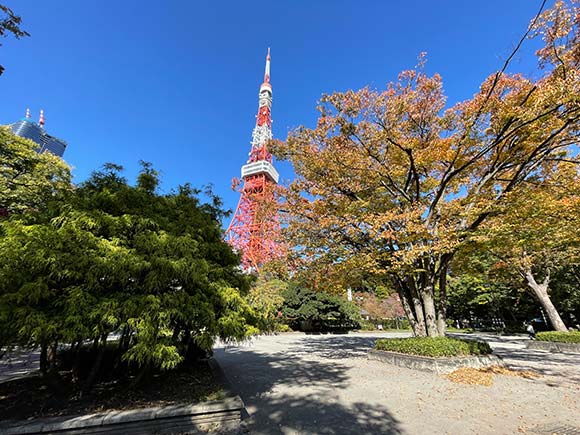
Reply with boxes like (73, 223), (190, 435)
(214, 332), (580, 435)
(0, 348), (39, 383)
(450, 332), (580, 387)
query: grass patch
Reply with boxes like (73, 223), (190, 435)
(374, 336), (492, 358)
(536, 331), (580, 343)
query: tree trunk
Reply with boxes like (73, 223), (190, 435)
(436, 264), (448, 336)
(523, 268), (567, 332)
(397, 287), (419, 333)
(420, 284), (441, 336)
(39, 342), (48, 376)
(407, 276), (427, 336)
(395, 271), (446, 337)
(130, 363), (151, 388)
(47, 341), (58, 375)
(72, 341), (83, 383)
(83, 334), (108, 393)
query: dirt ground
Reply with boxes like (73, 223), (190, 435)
(0, 361), (222, 421)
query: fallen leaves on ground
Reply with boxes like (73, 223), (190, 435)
(446, 367), (494, 386)
(483, 365), (540, 380)
(446, 366), (541, 386)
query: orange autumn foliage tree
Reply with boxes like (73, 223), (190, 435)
(353, 292), (405, 321)
(271, 1), (580, 337)
(470, 165), (580, 331)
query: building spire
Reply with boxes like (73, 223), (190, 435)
(39, 109), (45, 127)
(25, 108), (31, 119)
(254, 48), (273, 153)
(264, 47), (271, 83)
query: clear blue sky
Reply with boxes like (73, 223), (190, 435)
(0, 1), (545, 222)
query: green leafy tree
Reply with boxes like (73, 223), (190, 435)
(246, 277), (287, 331)
(469, 166), (580, 331)
(0, 162), (256, 387)
(0, 127), (71, 215)
(446, 274), (535, 328)
(549, 265), (580, 327)
(451, 233), (580, 331)
(281, 284), (360, 332)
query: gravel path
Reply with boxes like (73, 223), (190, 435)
(213, 332), (580, 435)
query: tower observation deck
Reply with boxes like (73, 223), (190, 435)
(225, 49), (282, 272)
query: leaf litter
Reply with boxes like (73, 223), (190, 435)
(446, 365), (540, 386)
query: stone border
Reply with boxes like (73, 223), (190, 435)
(0, 396), (244, 435)
(527, 340), (580, 354)
(368, 349), (504, 374)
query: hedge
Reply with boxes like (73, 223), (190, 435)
(374, 337), (492, 358)
(536, 331), (580, 343)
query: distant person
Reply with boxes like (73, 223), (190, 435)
(377, 323), (383, 331)
(526, 322), (536, 339)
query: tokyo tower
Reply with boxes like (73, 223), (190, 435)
(225, 48), (281, 272)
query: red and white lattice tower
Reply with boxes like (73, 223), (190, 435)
(225, 48), (281, 272)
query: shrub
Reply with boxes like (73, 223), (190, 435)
(246, 278), (287, 333)
(0, 162), (256, 385)
(358, 320), (376, 331)
(380, 318), (411, 330)
(275, 323), (293, 333)
(536, 331), (580, 343)
(374, 337), (492, 357)
(357, 318), (411, 330)
(281, 284), (360, 332)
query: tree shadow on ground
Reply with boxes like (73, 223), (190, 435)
(216, 347), (351, 394)
(494, 348), (580, 385)
(287, 335), (379, 360)
(448, 332), (529, 346)
(448, 332), (580, 385)
(215, 346), (403, 434)
(240, 394), (403, 435)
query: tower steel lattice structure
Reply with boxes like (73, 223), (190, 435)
(225, 49), (281, 272)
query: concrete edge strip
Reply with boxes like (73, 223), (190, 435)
(209, 355), (251, 423)
(0, 397), (244, 435)
(526, 340), (580, 354)
(368, 349), (504, 374)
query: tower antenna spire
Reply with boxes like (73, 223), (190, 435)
(25, 108), (31, 119)
(264, 47), (271, 83)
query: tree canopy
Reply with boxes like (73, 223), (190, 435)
(0, 149), (255, 385)
(0, 126), (71, 215)
(281, 283), (360, 332)
(271, 1), (580, 336)
(0, 4), (29, 76)
(467, 164), (580, 330)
